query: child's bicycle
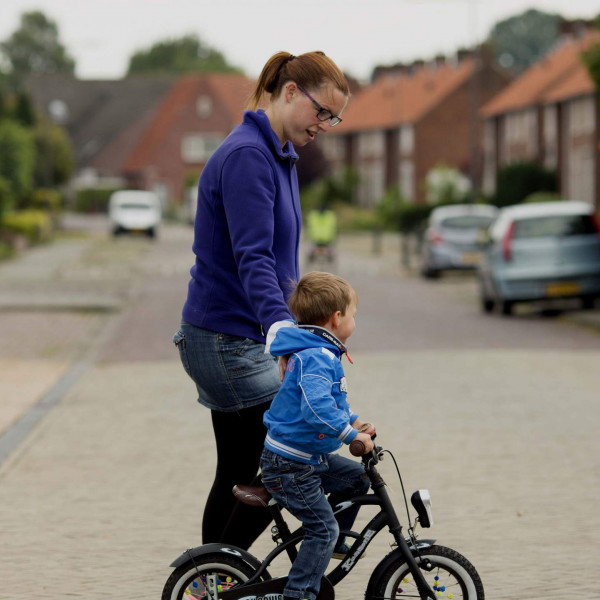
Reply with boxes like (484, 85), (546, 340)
(162, 438), (484, 600)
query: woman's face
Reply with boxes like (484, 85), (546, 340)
(280, 81), (348, 147)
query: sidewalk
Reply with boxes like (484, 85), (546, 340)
(0, 222), (599, 599)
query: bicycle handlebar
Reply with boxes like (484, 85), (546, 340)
(349, 430), (377, 457)
(349, 438), (368, 456)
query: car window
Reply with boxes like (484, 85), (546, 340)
(513, 215), (597, 239)
(440, 215), (495, 229)
(117, 203), (152, 210)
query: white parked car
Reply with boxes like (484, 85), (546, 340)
(108, 190), (162, 238)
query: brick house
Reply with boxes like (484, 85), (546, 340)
(481, 31), (600, 209)
(25, 72), (254, 205)
(318, 52), (511, 206)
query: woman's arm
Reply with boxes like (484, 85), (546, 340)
(221, 147), (294, 333)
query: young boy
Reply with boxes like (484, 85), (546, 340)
(260, 271), (375, 600)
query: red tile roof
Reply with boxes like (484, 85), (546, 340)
(332, 59), (475, 133)
(124, 73), (254, 171)
(481, 32), (599, 117)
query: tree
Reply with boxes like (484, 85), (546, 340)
(33, 118), (74, 188)
(0, 120), (35, 207)
(489, 9), (560, 72)
(0, 11), (75, 87)
(127, 34), (241, 75)
(582, 15), (600, 91)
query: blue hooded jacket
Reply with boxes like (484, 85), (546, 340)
(182, 110), (301, 342)
(264, 326), (359, 465)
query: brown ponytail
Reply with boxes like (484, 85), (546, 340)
(247, 51), (349, 110)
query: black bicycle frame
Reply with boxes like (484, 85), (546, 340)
(243, 461), (436, 600)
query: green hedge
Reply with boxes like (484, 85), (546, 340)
(494, 162), (557, 207)
(74, 187), (119, 213)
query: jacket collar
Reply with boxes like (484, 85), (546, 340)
(298, 325), (348, 359)
(243, 109), (299, 163)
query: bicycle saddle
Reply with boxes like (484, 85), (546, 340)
(232, 484), (271, 507)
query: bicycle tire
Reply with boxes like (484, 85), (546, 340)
(366, 544), (484, 600)
(162, 553), (258, 600)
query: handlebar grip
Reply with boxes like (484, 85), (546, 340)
(349, 438), (367, 457)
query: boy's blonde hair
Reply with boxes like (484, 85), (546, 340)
(289, 271), (356, 326)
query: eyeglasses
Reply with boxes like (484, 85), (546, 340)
(297, 85), (342, 127)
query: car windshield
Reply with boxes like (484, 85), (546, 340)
(117, 203), (152, 210)
(440, 215), (494, 229)
(513, 214), (597, 238)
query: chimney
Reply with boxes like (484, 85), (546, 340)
(457, 48), (472, 62)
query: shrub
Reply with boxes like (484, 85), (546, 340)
(30, 188), (63, 211)
(335, 203), (379, 232)
(523, 191), (563, 204)
(494, 161), (557, 207)
(0, 175), (14, 219)
(1, 209), (52, 244)
(425, 165), (471, 205)
(377, 186), (433, 233)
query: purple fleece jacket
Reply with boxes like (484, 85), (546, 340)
(182, 110), (301, 343)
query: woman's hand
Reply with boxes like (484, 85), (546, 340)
(278, 355), (290, 382)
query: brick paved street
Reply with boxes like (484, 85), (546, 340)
(0, 220), (599, 599)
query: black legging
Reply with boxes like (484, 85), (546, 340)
(203, 402), (273, 550)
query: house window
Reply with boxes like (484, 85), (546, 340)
(569, 96), (595, 137)
(504, 109), (537, 162)
(320, 135), (346, 162)
(357, 161), (385, 207)
(482, 120), (496, 194)
(48, 99), (69, 124)
(543, 105), (558, 170)
(357, 131), (385, 159)
(399, 125), (414, 155)
(196, 96), (213, 119)
(399, 160), (414, 201)
(181, 133), (223, 163)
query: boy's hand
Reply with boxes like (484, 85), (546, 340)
(354, 432), (374, 454)
(354, 420), (376, 437)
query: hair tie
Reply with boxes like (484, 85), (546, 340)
(288, 54), (295, 62)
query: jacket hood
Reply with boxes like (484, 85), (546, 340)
(270, 325), (347, 358)
(243, 110), (299, 163)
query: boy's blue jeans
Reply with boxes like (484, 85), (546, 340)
(260, 448), (370, 600)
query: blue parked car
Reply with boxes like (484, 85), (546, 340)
(420, 204), (498, 278)
(478, 201), (600, 315)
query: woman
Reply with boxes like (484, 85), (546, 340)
(174, 50), (349, 550)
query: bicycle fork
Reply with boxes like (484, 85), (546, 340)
(372, 475), (436, 600)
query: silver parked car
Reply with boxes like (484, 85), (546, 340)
(478, 201), (600, 315)
(420, 204), (498, 278)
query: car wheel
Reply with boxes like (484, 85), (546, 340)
(421, 266), (441, 279)
(481, 297), (495, 313)
(581, 296), (596, 310)
(501, 300), (514, 316)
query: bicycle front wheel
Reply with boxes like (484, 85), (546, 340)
(162, 553), (257, 600)
(366, 545), (484, 600)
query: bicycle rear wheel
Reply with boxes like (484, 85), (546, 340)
(366, 545), (484, 600)
(162, 553), (257, 600)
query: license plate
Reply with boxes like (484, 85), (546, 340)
(545, 282), (580, 297)
(461, 252), (482, 265)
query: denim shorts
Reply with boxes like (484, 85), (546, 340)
(173, 321), (280, 412)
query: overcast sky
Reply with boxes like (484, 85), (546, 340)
(1, 0), (598, 81)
